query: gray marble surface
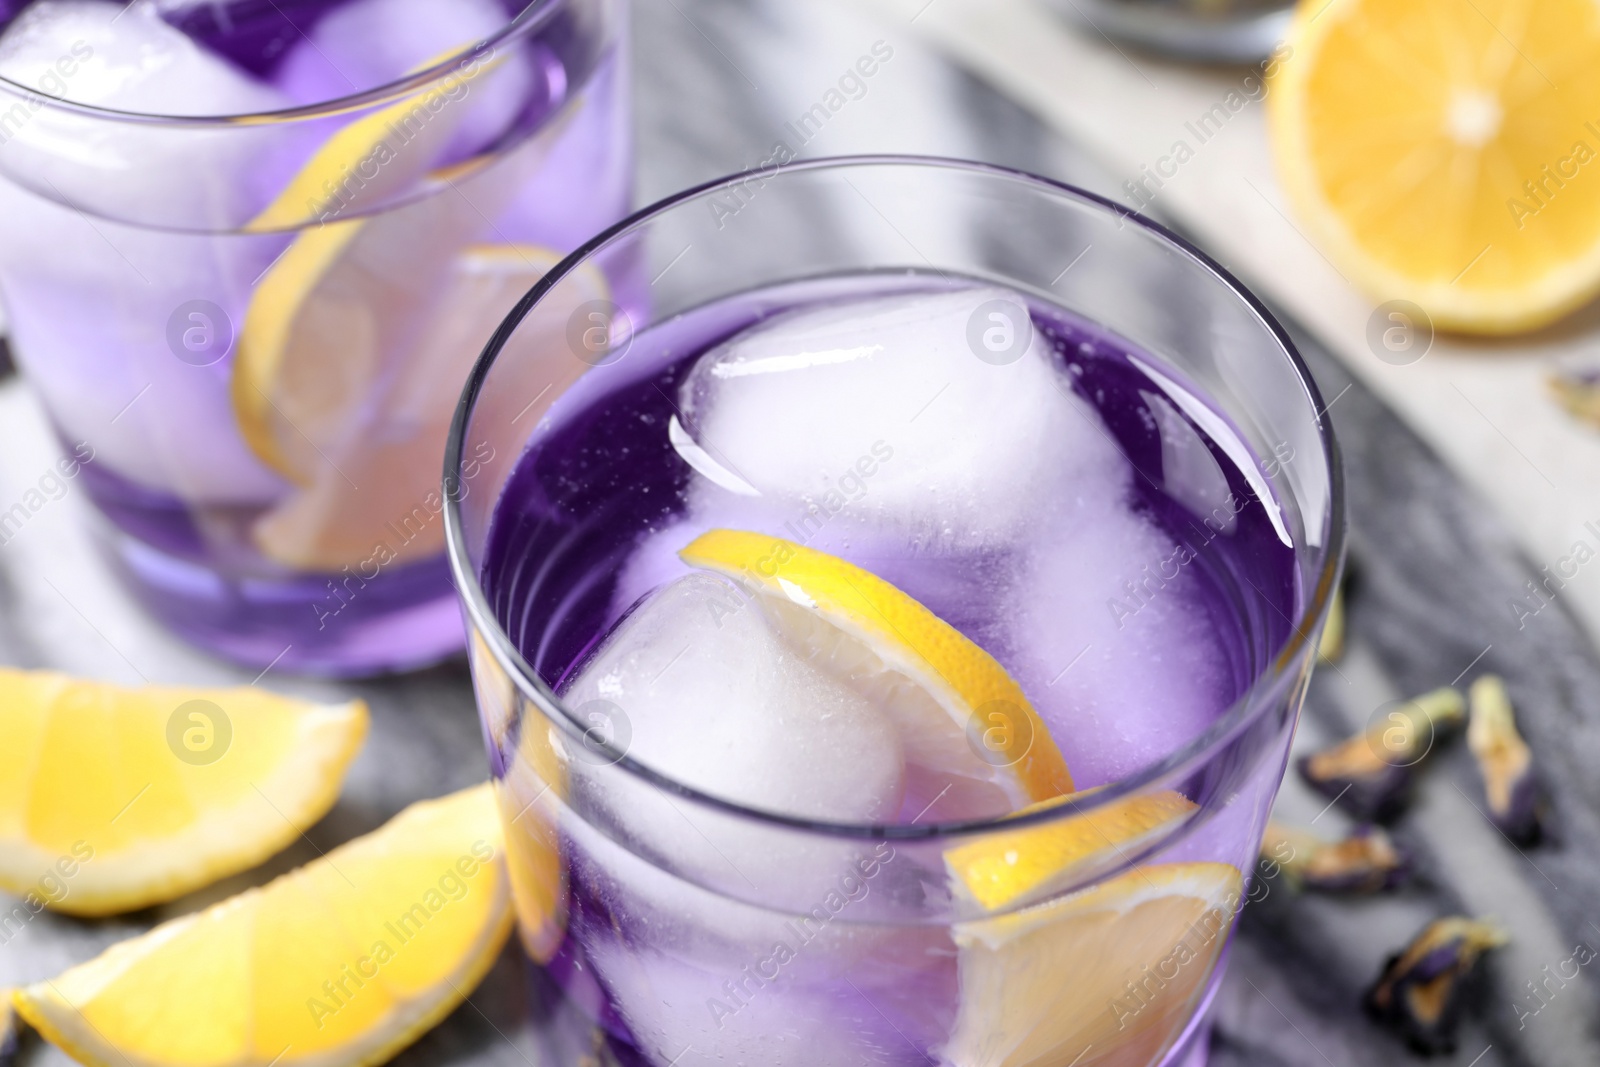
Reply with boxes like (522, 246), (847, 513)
(2, 1), (1599, 1065)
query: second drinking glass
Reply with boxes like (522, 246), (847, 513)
(0, 0), (631, 675)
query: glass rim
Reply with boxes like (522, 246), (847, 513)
(444, 153), (1347, 842)
(0, 0), (564, 126)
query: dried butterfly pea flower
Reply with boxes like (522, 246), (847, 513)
(1297, 687), (1464, 821)
(1367, 917), (1507, 1054)
(0, 996), (15, 1066)
(1550, 364), (1600, 427)
(1467, 675), (1544, 844)
(1262, 820), (1408, 894)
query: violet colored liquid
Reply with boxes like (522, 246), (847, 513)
(484, 276), (1296, 786)
(0, 0), (630, 675)
(473, 278), (1299, 1067)
(477, 277), (1300, 1067)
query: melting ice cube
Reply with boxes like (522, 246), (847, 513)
(676, 286), (1131, 551)
(0, 1), (294, 501)
(275, 0), (535, 163)
(561, 572), (906, 901)
(563, 572), (905, 822)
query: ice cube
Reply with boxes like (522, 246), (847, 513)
(1144, 389), (1235, 535)
(0, 1), (292, 222)
(1006, 511), (1233, 787)
(566, 806), (955, 1067)
(676, 286), (1130, 551)
(0, 0), (281, 113)
(564, 571), (905, 823)
(0, 177), (290, 503)
(274, 0), (533, 162)
(587, 939), (943, 1067)
(0, 2), (304, 500)
(561, 572), (906, 903)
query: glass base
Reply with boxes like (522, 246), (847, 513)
(516, 946), (1227, 1067)
(101, 528), (466, 677)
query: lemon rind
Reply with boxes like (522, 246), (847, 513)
(680, 529), (1075, 805)
(0, 698), (367, 918)
(13, 896), (512, 1067)
(945, 790), (1200, 912)
(13, 787), (514, 1067)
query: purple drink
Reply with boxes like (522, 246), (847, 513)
(449, 159), (1342, 1067)
(470, 283), (1307, 1065)
(483, 279), (1298, 791)
(0, 0), (630, 674)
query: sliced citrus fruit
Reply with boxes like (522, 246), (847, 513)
(495, 717), (569, 964)
(248, 49), (499, 233)
(245, 243), (599, 571)
(679, 529), (1073, 819)
(232, 200), (518, 488)
(0, 668), (366, 917)
(945, 790), (1198, 911)
(474, 631), (568, 965)
(1269, 0), (1600, 332)
(943, 862), (1242, 1067)
(13, 784), (513, 1067)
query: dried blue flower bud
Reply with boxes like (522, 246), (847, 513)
(1317, 585), (1345, 664)
(1262, 821), (1408, 894)
(1549, 364), (1600, 426)
(1467, 676), (1544, 844)
(1367, 917), (1507, 1054)
(1297, 687), (1464, 821)
(0, 996), (15, 1066)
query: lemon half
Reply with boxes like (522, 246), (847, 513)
(1270, 0), (1600, 332)
(0, 668), (366, 917)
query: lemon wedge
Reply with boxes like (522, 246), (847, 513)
(249, 49), (497, 233)
(679, 529), (1073, 818)
(13, 785), (512, 1067)
(944, 862), (1242, 1067)
(0, 668), (366, 917)
(245, 243), (577, 571)
(945, 790), (1198, 911)
(1269, 0), (1600, 332)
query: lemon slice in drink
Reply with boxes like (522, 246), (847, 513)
(0, 668), (366, 917)
(244, 243), (594, 571)
(945, 790), (1198, 911)
(13, 785), (512, 1067)
(475, 628), (569, 964)
(249, 48), (497, 233)
(1269, 0), (1600, 332)
(679, 529), (1074, 818)
(944, 861), (1242, 1067)
(235, 46), (592, 571)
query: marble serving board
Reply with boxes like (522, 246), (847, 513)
(1, 1), (1597, 1065)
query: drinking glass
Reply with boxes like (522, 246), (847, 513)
(447, 157), (1344, 1067)
(0, 0), (630, 675)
